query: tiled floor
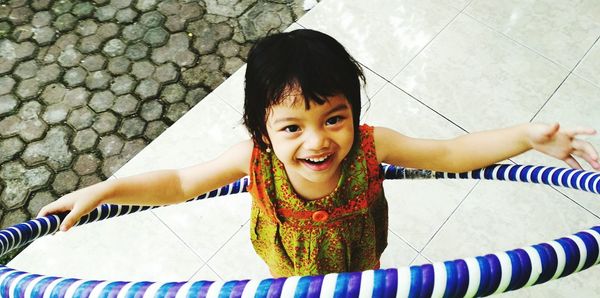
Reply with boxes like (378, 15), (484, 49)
(10, 0), (600, 296)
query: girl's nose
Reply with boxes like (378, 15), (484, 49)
(304, 130), (329, 150)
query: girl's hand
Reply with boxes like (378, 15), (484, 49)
(528, 123), (600, 170)
(37, 188), (101, 232)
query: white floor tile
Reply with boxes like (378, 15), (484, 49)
(298, 0), (460, 79)
(423, 180), (598, 260)
(393, 14), (568, 132)
(152, 193), (252, 259)
(9, 210), (203, 282)
(207, 222), (271, 280)
(379, 231), (419, 269)
(465, 0), (600, 69)
(188, 264), (223, 282)
(574, 41), (600, 88)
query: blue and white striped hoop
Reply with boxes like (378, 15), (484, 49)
(0, 163), (599, 297)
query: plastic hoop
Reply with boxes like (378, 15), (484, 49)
(0, 164), (599, 297)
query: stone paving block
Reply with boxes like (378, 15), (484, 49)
(185, 87), (209, 107)
(67, 106), (95, 130)
(107, 56), (131, 74)
(54, 13), (77, 32)
(63, 66), (87, 87)
(81, 54), (106, 71)
(144, 120), (168, 140)
(125, 42), (149, 61)
(153, 62), (178, 83)
(57, 44), (82, 67)
(92, 111), (119, 134)
(143, 27), (169, 47)
(0, 94), (18, 116)
(135, 78), (160, 99)
(140, 11), (165, 27)
(79, 173), (102, 188)
(22, 126), (73, 171)
(76, 19), (98, 36)
(103, 38), (127, 57)
(51, 170), (79, 195)
(95, 5), (117, 22)
(51, 0), (74, 15)
(119, 117), (146, 139)
(89, 90), (116, 113)
(72, 2), (96, 18)
(111, 74), (137, 95)
(42, 103), (69, 124)
(98, 134), (124, 157)
(0, 161), (51, 209)
(31, 26), (56, 46)
(14, 60), (39, 80)
(111, 94), (138, 116)
(160, 83), (186, 103)
(78, 34), (103, 53)
(115, 8), (137, 24)
(150, 33), (195, 67)
(12, 25), (34, 42)
(36, 63), (61, 85)
(239, 2), (294, 41)
(165, 102), (189, 122)
(72, 128), (99, 152)
(73, 153), (100, 176)
(16, 78), (40, 100)
(31, 0), (52, 11)
(0, 137), (24, 164)
(96, 22), (119, 40)
(31, 11), (52, 28)
(85, 70), (111, 90)
(1, 209), (28, 229)
(9, 6), (34, 26)
(131, 61), (155, 79)
(140, 100), (163, 121)
(136, 0), (159, 12)
(0, 77), (16, 96)
(122, 23), (147, 42)
(27, 191), (56, 217)
(40, 83), (67, 105)
(63, 87), (90, 108)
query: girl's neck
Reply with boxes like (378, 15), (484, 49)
(285, 167), (342, 200)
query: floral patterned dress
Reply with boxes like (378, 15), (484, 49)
(247, 124), (388, 277)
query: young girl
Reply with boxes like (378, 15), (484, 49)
(39, 29), (600, 277)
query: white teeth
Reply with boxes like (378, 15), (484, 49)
(305, 155), (329, 162)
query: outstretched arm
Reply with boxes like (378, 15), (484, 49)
(375, 123), (599, 173)
(38, 140), (253, 231)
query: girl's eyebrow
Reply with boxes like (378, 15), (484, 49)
(272, 104), (349, 125)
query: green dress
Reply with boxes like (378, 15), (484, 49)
(247, 124), (388, 277)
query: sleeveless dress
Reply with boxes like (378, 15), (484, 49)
(247, 124), (388, 277)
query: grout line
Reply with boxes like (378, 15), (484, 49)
(202, 219), (250, 264)
(418, 180), (480, 254)
(389, 8), (464, 82)
(149, 210), (207, 263)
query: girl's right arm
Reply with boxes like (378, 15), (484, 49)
(38, 140), (254, 232)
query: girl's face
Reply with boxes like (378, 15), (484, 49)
(265, 91), (355, 187)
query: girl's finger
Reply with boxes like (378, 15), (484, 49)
(563, 155), (583, 170)
(572, 139), (599, 161)
(565, 127), (597, 138)
(572, 149), (600, 170)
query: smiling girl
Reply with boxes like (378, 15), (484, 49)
(39, 29), (600, 277)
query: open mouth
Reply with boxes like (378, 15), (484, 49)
(298, 154), (334, 171)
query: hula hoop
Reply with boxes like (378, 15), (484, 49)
(1, 163), (599, 297)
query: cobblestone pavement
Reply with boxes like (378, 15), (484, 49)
(0, 0), (318, 229)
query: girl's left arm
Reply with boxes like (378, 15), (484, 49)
(374, 123), (600, 173)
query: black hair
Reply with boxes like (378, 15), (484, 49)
(243, 29), (366, 150)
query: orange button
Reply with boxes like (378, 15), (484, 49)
(312, 210), (329, 222)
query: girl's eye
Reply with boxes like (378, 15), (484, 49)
(326, 116), (343, 126)
(283, 125), (300, 133)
